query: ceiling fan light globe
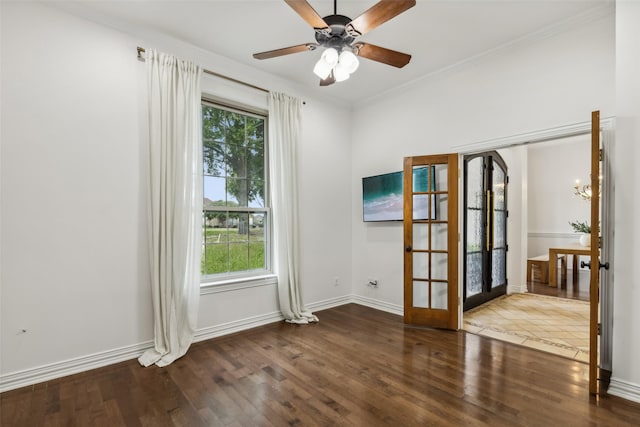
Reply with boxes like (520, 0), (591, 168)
(339, 50), (359, 74)
(313, 58), (333, 79)
(334, 63), (350, 82)
(321, 48), (339, 67)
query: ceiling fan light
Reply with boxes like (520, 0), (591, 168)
(313, 58), (333, 79)
(334, 63), (350, 82)
(321, 48), (339, 67)
(339, 50), (359, 74)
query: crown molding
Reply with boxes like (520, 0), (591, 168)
(360, 2), (614, 107)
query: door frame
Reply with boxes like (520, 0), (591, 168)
(453, 118), (615, 373)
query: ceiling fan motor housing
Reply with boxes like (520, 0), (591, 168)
(315, 15), (356, 51)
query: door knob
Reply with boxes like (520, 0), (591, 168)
(405, 245), (412, 252)
(599, 261), (610, 270)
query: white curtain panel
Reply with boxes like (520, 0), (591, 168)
(268, 92), (318, 324)
(139, 50), (203, 367)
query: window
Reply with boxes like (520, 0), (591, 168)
(202, 101), (269, 281)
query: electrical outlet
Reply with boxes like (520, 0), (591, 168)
(333, 276), (339, 286)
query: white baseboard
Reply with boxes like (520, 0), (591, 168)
(350, 294), (403, 316)
(0, 295), (353, 393)
(608, 378), (640, 403)
(306, 295), (353, 312)
(508, 283), (528, 294)
(193, 311), (284, 343)
(0, 341), (153, 393)
(5, 292), (638, 410)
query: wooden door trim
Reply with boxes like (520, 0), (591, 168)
(589, 111), (600, 395)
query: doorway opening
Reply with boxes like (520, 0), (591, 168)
(458, 117), (613, 379)
(462, 136), (592, 362)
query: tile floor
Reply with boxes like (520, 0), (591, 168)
(463, 293), (590, 362)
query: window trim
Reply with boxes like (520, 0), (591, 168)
(200, 273), (277, 295)
(200, 99), (272, 285)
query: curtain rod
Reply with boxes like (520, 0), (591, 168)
(137, 46), (269, 94)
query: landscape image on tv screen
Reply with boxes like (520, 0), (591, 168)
(362, 171), (403, 221)
(362, 167), (433, 222)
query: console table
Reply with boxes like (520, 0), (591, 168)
(548, 245), (591, 287)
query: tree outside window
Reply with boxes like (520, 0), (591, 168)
(202, 102), (268, 277)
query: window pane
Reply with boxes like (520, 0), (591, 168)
(229, 242), (249, 272)
(203, 242), (229, 275)
(249, 213), (266, 270)
(226, 177), (248, 206)
(204, 210), (227, 229)
(229, 212), (250, 240)
(203, 142), (225, 176)
(248, 179), (265, 208)
(247, 140), (265, 208)
(226, 142), (247, 178)
(204, 176), (226, 205)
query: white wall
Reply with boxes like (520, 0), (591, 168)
(527, 134), (591, 266)
(609, 0), (640, 402)
(497, 146), (526, 292)
(0, 1), (352, 386)
(350, 10), (614, 312)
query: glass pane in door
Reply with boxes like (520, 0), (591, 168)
(465, 157), (484, 298)
(491, 160), (507, 288)
(413, 281), (429, 308)
(430, 223), (447, 251)
(431, 282), (448, 310)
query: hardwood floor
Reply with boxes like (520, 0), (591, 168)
(527, 268), (590, 302)
(3, 304), (640, 426)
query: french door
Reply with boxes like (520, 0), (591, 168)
(463, 151), (508, 311)
(403, 154), (458, 329)
(588, 111), (604, 395)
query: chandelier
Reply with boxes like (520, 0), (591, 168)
(573, 175), (601, 200)
(574, 179), (592, 200)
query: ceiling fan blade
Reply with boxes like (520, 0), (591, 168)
(347, 0), (416, 37)
(284, 0), (331, 31)
(253, 43), (318, 60)
(356, 43), (411, 68)
(319, 71), (336, 86)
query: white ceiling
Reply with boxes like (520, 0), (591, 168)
(48, 0), (610, 105)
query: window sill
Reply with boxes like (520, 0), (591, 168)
(200, 273), (278, 295)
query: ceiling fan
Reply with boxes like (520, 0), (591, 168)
(253, 0), (416, 86)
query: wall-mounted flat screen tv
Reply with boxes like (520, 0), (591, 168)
(362, 167), (435, 222)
